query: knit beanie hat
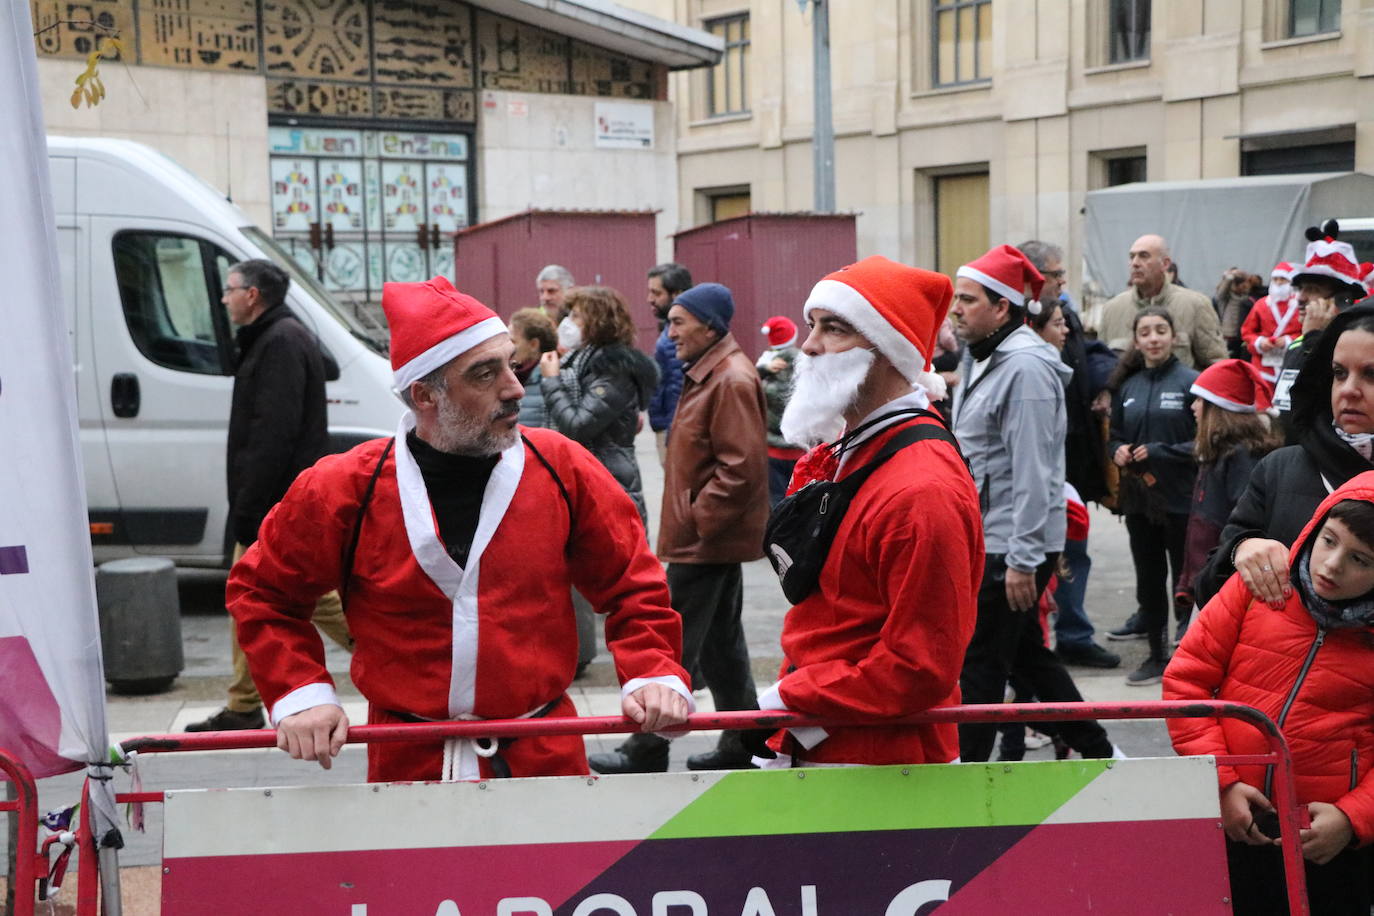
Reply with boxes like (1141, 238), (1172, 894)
(802, 255), (954, 398)
(673, 283), (735, 336)
(383, 276), (506, 396)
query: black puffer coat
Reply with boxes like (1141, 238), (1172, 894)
(541, 344), (659, 521)
(1195, 304), (1374, 604)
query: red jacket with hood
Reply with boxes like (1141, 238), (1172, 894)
(1164, 471), (1374, 844)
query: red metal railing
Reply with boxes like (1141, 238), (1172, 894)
(17, 701), (1310, 915)
(0, 747), (39, 916)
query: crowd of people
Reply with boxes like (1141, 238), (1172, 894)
(202, 215), (1374, 912)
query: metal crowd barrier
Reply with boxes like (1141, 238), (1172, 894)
(1, 700), (1311, 915)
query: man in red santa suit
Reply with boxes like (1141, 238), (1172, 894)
(751, 256), (984, 767)
(1239, 261), (1299, 383)
(227, 277), (692, 782)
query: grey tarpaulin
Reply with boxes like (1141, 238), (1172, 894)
(1082, 172), (1374, 296)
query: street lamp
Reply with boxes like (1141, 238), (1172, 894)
(796, 0), (835, 213)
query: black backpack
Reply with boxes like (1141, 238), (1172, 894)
(762, 411), (964, 604)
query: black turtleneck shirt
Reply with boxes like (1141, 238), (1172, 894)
(406, 431), (500, 568)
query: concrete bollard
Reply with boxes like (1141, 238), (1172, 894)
(95, 557), (184, 695)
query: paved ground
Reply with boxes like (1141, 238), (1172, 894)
(5, 426), (1175, 913)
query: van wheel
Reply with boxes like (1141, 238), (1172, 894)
(108, 676), (176, 696)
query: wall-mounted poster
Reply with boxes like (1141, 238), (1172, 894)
(382, 161), (424, 233)
(271, 158), (316, 232)
(319, 159), (364, 231)
(427, 164), (466, 233)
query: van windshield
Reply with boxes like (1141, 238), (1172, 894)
(241, 226), (388, 358)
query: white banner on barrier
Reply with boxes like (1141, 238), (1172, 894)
(0, 0), (115, 824)
(160, 759), (1231, 914)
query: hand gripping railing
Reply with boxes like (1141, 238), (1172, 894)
(59, 700), (1310, 915)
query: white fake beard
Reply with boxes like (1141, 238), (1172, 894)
(1270, 281), (1293, 301)
(429, 393), (521, 456)
(779, 348), (876, 448)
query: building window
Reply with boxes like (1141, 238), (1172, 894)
(1240, 126), (1355, 175)
(932, 0), (991, 88)
(1090, 148), (1147, 190)
(1107, 156), (1147, 186)
(1107, 0), (1151, 63)
(1289, 0), (1340, 37)
(706, 14), (750, 116)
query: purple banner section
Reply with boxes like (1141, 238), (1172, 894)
(0, 545), (29, 575)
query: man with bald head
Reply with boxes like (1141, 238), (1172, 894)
(1097, 234), (1225, 368)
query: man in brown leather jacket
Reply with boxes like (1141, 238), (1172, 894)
(590, 282), (770, 774)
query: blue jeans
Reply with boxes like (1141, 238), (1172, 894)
(1052, 536), (1096, 649)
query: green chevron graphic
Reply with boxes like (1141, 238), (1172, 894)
(650, 760), (1113, 839)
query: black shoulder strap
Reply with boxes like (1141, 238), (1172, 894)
(838, 415), (967, 494)
(521, 434), (574, 554)
(341, 437), (394, 609)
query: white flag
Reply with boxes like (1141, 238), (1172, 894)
(0, 1), (120, 844)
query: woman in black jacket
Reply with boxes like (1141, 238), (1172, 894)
(539, 286), (659, 523)
(1197, 305), (1374, 607)
(1107, 307), (1199, 687)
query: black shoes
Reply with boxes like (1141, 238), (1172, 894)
(685, 749), (759, 771)
(589, 743), (669, 774)
(1106, 611), (1148, 641)
(1054, 641), (1122, 669)
(1126, 656), (1168, 687)
(185, 706), (265, 732)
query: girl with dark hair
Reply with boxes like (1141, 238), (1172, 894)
(538, 286), (659, 521)
(1174, 360), (1281, 631)
(1107, 307), (1200, 686)
(1167, 477), (1374, 915)
(1197, 305), (1374, 607)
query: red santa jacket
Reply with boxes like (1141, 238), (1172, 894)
(769, 413), (984, 765)
(1164, 474), (1374, 844)
(228, 424), (689, 783)
(1239, 293), (1301, 381)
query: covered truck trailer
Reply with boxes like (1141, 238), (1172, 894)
(1082, 172), (1374, 314)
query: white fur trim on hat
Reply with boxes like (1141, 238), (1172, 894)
(392, 315), (508, 393)
(803, 279), (926, 386)
(955, 265), (1024, 306)
(1189, 382), (1256, 414)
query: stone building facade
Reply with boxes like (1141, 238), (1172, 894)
(624, 0), (1374, 295)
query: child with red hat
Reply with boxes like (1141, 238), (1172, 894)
(1174, 360), (1282, 635)
(757, 316), (805, 507)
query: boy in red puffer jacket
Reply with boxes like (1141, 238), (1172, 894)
(1166, 471), (1374, 915)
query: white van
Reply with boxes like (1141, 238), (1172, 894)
(49, 136), (401, 567)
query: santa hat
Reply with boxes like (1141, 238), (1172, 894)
(1270, 262), (1295, 281)
(1362, 263), (1374, 297)
(383, 276), (507, 395)
(956, 244), (1046, 314)
(761, 316), (798, 348)
(802, 255), (953, 397)
(1190, 359), (1272, 413)
(1293, 220), (1365, 297)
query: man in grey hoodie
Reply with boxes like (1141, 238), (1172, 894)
(950, 245), (1117, 763)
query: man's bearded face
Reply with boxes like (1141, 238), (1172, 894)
(779, 347), (876, 448)
(429, 389), (521, 456)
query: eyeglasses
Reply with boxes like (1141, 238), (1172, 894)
(1042, 270), (1066, 280)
